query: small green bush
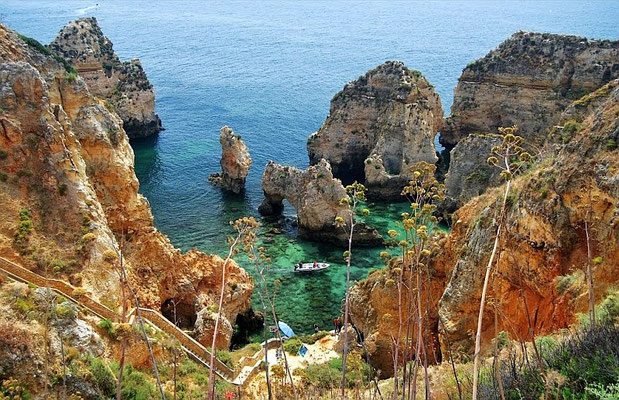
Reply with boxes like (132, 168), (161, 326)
(89, 357), (115, 397)
(98, 319), (116, 337)
(283, 337), (303, 354)
(0, 171), (7, 182)
(216, 349), (235, 369)
(0, 150), (8, 160)
(13, 209), (32, 255)
(120, 366), (156, 400)
(54, 303), (76, 320)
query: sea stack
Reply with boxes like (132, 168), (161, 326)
(209, 126), (252, 194)
(307, 61), (443, 200)
(49, 17), (162, 138)
(258, 159), (383, 246)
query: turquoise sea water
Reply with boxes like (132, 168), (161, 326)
(3, 1), (617, 336)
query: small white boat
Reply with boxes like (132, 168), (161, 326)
(294, 262), (330, 272)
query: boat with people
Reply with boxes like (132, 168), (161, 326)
(294, 261), (330, 272)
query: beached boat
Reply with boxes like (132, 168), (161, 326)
(294, 262), (330, 272)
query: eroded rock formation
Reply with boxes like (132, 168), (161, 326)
(208, 126), (252, 194)
(258, 160), (382, 246)
(0, 23), (251, 350)
(307, 61), (443, 199)
(349, 82), (619, 376)
(442, 31), (618, 148)
(442, 134), (503, 214)
(49, 17), (162, 138)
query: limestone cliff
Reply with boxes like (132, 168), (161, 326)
(49, 17), (162, 138)
(307, 61), (443, 199)
(208, 126), (252, 194)
(349, 83), (618, 375)
(442, 133), (503, 214)
(442, 31), (618, 148)
(0, 24), (252, 350)
(258, 160), (383, 246)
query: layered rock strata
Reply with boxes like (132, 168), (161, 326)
(349, 83), (619, 375)
(258, 160), (382, 246)
(0, 24), (251, 350)
(307, 61), (443, 199)
(208, 126), (252, 194)
(442, 31), (618, 148)
(49, 17), (162, 138)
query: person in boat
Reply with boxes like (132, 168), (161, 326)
(295, 262), (302, 271)
(313, 260), (318, 269)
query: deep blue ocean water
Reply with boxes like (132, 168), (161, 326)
(3, 0), (617, 336)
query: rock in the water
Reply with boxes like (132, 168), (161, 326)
(208, 126), (252, 194)
(307, 61), (443, 199)
(49, 17), (162, 138)
(441, 31), (618, 148)
(258, 159), (383, 247)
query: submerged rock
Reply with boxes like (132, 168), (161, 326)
(442, 31), (618, 148)
(49, 17), (162, 138)
(258, 160), (383, 246)
(208, 126), (252, 194)
(307, 61), (443, 199)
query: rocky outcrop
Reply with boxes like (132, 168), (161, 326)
(439, 84), (618, 354)
(307, 61), (443, 199)
(208, 126), (252, 194)
(442, 134), (503, 214)
(349, 83), (618, 375)
(49, 17), (162, 138)
(258, 160), (382, 246)
(442, 31), (618, 148)
(0, 23), (251, 350)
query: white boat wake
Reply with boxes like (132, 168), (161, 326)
(76, 4), (100, 15)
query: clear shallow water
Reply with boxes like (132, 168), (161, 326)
(4, 1), (617, 335)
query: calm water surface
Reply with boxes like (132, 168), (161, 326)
(3, 0), (617, 335)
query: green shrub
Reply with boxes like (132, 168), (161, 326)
(13, 208), (32, 255)
(54, 303), (76, 320)
(13, 297), (35, 315)
(64, 71), (78, 82)
(216, 349), (235, 369)
(98, 319), (116, 337)
(0, 150), (7, 160)
(120, 366), (156, 400)
(89, 357), (115, 397)
(561, 119), (583, 144)
(18, 34), (52, 56)
(0, 171), (7, 182)
(58, 183), (67, 196)
(283, 337), (303, 354)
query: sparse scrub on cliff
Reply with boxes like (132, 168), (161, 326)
(472, 126), (532, 400)
(334, 181), (369, 396)
(13, 208), (32, 255)
(392, 161), (445, 400)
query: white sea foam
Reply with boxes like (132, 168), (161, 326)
(76, 4), (99, 15)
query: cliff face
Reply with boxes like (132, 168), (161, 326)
(349, 83), (618, 375)
(258, 159), (383, 246)
(208, 126), (252, 194)
(49, 17), (162, 138)
(442, 31), (618, 148)
(307, 61), (443, 199)
(442, 134), (503, 214)
(0, 24), (252, 349)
